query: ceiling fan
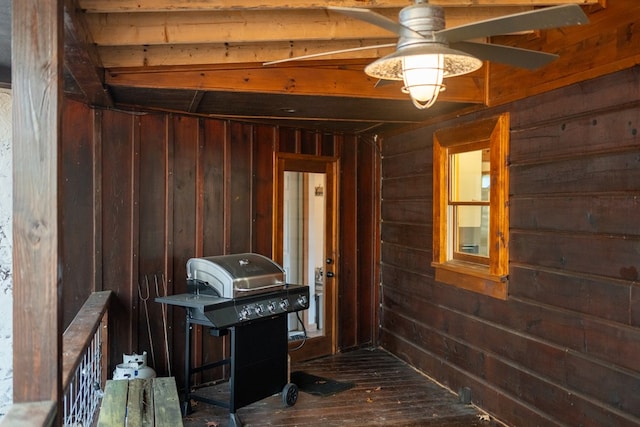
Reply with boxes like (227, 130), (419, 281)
(264, 1), (589, 109)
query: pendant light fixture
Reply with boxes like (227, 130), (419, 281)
(363, 2), (483, 109)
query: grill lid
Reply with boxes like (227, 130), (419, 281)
(186, 253), (286, 298)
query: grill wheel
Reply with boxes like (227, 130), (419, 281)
(282, 383), (299, 407)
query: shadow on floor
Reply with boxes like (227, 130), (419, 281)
(181, 347), (500, 427)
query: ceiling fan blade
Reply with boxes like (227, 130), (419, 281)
(263, 43), (396, 66)
(438, 4), (589, 43)
(374, 79), (398, 88)
(328, 6), (424, 38)
(451, 41), (558, 70)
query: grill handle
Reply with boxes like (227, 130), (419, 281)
(234, 281), (287, 293)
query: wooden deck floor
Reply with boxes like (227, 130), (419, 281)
(181, 347), (498, 427)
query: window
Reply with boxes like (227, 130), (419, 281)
(450, 146), (491, 262)
(432, 113), (509, 299)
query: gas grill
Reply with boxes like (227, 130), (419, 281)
(156, 253), (309, 427)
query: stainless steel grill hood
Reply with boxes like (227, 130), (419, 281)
(186, 253), (286, 298)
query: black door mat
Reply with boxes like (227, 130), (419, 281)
(290, 371), (355, 397)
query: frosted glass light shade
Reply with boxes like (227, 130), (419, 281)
(402, 54), (445, 109)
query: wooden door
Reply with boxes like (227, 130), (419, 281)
(273, 153), (339, 361)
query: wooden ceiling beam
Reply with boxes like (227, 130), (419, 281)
(78, 0), (600, 13)
(85, 7), (532, 46)
(98, 40), (397, 68)
(105, 64), (486, 104)
(64, 0), (113, 106)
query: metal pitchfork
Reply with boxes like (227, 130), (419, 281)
(137, 275), (156, 370)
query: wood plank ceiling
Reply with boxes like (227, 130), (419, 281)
(59, 0), (600, 133)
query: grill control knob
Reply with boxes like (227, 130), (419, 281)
(297, 295), (308, 307)
(279, 299), (289, 310)
(267, 301), (277, 313)
(255, 305), (264, 316)
(239, 307), (250, 320)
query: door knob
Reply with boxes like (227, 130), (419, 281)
(326, 272), (335, 278)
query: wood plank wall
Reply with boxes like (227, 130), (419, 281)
(60, 103), (380, 385)
(487, 0), (640, 108)
(380, 66), (640, 426)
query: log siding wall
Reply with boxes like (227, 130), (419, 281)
(380, 67), (640, 426)
(61, 104), (380, 386)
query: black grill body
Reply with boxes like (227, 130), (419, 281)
(156, 253), (309, 426)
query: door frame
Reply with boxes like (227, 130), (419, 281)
(272, 152), (339, 361)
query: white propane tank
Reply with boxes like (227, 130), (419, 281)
(112, 351), (156, 380)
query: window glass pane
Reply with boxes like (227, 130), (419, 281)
(454, 205), (490, 257)
(451, 148), (490, 202)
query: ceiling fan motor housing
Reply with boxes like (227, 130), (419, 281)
(398, 3), (448, 48)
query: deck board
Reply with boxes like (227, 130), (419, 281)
(182, 347), (498, 426)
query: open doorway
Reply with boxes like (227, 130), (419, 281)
(283, 171), (326, 340)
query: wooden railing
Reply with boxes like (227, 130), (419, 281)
(0, 291), (113, 427)
(62, 291), (113, 426)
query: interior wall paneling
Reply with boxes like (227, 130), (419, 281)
(277, 127), (299, 156)
(380, 67), (640, 427)
(228, 121), (254, 254)
(254, 125), (276, 257)
(92, 109), (104, 296)
(200, 119), (227, 258)
(195, 118), (228, 383)
(135, 112), (169, 376)
(169, 114), (201, 381)
(60, 100), (381, 387)
(101, 108), (139, 370)
(331, 132), (381, 350)
(300, 131), (319, 156)
(62, 100), (97, 328)
(339, 134), (358, 349)
(356, 135), (380, 346)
